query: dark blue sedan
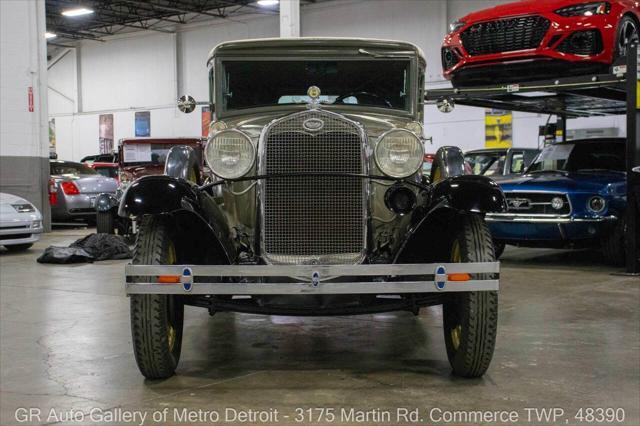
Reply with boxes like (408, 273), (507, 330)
(486, 138), (627, 265)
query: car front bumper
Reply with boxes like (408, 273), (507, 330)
(125, 263), (500, 295)
(0, 220), (43, 246)
(486, 214), (617, 241)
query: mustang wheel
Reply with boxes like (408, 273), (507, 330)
(130, 216), (184, 379)
(443, 214), (498, 378)
(96, 211), (115, 234)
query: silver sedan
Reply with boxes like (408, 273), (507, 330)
(50, 160), (118, 222)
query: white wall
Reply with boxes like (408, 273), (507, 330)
(47, 0), (624, 160)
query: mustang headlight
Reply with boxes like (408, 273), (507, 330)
(205, 129), (255, 179)
(12, 203), (35, 213)
(555, 2), (610, 17)
(587, 196), (606, 213)
(375, 129), (424, 179)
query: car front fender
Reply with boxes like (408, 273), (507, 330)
(432, 175), (507, 213)
(118, 175), (235, 263)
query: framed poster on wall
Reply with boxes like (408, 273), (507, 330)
(485, 109), (512, 148)
(201, 106), (211, 137)
(48, 118), (56, 156)
(99, 114), (114, 154)
(135, 111), (151, 137)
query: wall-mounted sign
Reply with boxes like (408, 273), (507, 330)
(485, 109), (512, 148)
(135, 111), (151, 137)
(201, 106), (211, 137)
(99, 114), (114, 154)
(28, 87), (34, 112)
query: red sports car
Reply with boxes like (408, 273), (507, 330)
(442, 0), (639, 86)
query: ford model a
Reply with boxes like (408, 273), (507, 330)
(120, 39), (506, 379)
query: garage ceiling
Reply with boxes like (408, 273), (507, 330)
(46, 0), (321, 45)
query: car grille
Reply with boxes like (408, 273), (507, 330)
(504, 192), (571, 215)
(260, 110), (366, 264)
(461, 16), (550, 56)
(0, 233), (31, 240)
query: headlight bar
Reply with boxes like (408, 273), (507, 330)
(555, 2), (610, 17)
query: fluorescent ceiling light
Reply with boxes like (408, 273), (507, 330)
(61, 7), (94, 17)
(45, 32), (57, 39)
(257, 0), (279, 6)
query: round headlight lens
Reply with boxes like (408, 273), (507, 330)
(550, 197), (565, 210)
(588, 196), (606, 213)
(205, 130), (255, 179)
(375, 129), (424, 178)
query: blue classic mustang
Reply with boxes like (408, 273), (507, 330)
(486, 138), (627, 265)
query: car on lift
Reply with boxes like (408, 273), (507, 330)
(442, 0), (639, 86)
(49, 160), (118, 223)
(121, 38), (507, 380)
(465, 148), (540, 181)
(95, 138), (204, 236)
(486, 138), (627, 263)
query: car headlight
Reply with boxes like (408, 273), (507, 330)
(555, 2), (610, 17)
(12, 203), (35, 213)
(449, 20), (465, 33)
(550, 197), (565, 210)
(205, 129), (255, 179)
(375, 129), (424, 179)
(587, 196), (606, 213)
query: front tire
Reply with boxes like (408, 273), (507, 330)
(130, 216), (184, 379)
(615, 16), (639, 60)
(96, 211), (115, 234)
(443, 215), (498, 378)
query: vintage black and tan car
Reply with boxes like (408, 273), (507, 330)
(121, 38), (506, 380)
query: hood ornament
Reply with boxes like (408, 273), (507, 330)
(307, 85), (321, 109)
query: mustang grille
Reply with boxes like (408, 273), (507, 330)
(461, 16), (550, 56)
(505, 192), (571, 215)
(260, 110), (366, 264)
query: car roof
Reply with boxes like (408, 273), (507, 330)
(561, 137), (626, 144)
(209, 37), (425, 64)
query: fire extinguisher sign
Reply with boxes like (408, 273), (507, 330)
(28, 87), (34, 112)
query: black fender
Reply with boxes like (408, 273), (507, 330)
(95, 193), (118, 212)
(164, 145), (202, 184)
(431, 175), (507, 213)
(394, 175), (506, 264)
(118, 175), (235, 263)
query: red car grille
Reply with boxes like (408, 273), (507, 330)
(461, 16), (550, 56)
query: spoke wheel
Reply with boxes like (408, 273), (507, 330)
(617, 17), (639, 59)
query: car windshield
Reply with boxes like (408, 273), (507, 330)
(122, 143), (202, 166)
(464, 152), (506, 176)
(50, 162), (97, 176)
(94, 166), (118, 179)
(220, 59), (411, 112)
(528, 142), (625, 173)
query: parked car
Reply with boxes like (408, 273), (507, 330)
(121, 38), (506, 380)
(0, 193), (43, 251)
(89, 162), (119, 182)
(465, 148), (540, 180)
(486, 138), (627, 263)
(49, 160), (118, 223)
(95, 138), (204, 236)
(442, 0), (639, 86)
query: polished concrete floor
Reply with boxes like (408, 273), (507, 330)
(1, 229), (638, 426)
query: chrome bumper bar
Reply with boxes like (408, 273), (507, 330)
(485, 214), (617, 223)
(125, 263), (500, 295)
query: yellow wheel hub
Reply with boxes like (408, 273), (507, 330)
(450, 240), (463, 351)
(166, 242), (177, 352)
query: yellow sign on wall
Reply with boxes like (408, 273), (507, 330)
(485, 109), (513, 148)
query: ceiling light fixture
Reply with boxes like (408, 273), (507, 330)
(61, 7), (94, 17)
(45, 32), (57, 39)
(257, 0), (279, 6)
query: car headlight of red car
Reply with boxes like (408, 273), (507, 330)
(449, 20), (465, 33)
(555, 2), (611, 17)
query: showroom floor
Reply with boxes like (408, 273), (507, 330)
(1, 228), (638, 425)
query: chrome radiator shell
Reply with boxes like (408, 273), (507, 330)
(257, 109), (368, 265)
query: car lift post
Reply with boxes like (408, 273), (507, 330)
(625, 44), (640, 274)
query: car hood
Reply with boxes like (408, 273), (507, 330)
(0, 192), (30, 206)
(498, 171), (626, 194)
(0, 192), (42, 221)
(461, 0), (585, 22)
